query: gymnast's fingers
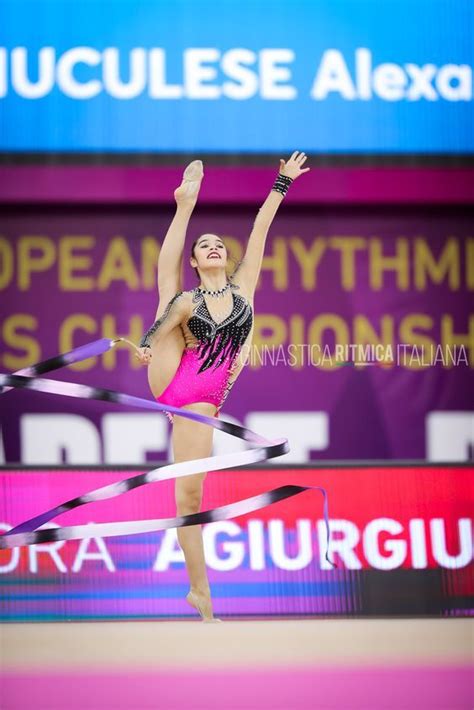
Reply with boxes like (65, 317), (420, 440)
(135, 350), (151, 365)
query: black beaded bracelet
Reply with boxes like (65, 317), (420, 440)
(272, 172), (294, 197)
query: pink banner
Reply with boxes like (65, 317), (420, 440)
(0, 464), (472, 620)
(0, 166), (473, 204)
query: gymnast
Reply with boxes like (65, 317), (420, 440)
(136, 152), (310, 621)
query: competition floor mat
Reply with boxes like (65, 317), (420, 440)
(1, 618), (472, 709)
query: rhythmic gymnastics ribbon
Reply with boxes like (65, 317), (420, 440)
(0, 338), (337, 568)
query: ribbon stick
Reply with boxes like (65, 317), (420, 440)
(0, 341), (337, 567)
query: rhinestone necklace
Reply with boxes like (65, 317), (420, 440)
(195, 281), (233, 298)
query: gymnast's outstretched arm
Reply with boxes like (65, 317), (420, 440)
(230, 151), (310, 295)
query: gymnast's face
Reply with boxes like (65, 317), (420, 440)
(191, 234), (228, 273)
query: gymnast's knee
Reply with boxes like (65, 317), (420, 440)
(175, 479), (205, 515)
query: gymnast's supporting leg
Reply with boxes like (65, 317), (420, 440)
(172, 402), (217, 621)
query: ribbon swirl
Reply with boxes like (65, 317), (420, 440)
(0, 338), (337, 568)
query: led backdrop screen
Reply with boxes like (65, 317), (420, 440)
(0, 0), (472, 153)
(0, 464), (472, 620)
(0, 204), (473, 463)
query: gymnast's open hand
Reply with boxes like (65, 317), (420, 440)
(279, 151), (310, 180)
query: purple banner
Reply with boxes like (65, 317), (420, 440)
(0, 204), (473, 462)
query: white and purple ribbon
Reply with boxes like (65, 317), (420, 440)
(0, 338), (337, 567)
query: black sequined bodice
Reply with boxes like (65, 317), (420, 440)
(186, 287), (253, 373)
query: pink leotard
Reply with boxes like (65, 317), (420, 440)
(156, 286), (253, 422)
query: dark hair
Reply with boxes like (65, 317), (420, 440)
(190, 238), (201, 280)
(190, 236), (238, 281)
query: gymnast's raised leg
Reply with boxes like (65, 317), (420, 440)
(146, 160), (204, 398)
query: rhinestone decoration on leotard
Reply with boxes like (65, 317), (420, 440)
(156, 286), (253, 423)
(187, 287), (253, 374)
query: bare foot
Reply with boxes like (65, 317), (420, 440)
(174, 160), (204, 207)
(186, 590), (222, 623)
